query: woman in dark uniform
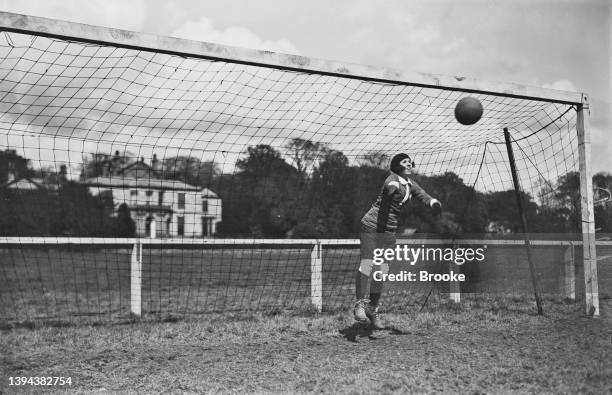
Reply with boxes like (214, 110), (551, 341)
(355, 153), (441, 328)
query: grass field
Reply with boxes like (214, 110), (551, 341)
(1, 244), (611, 393)
(1, 295), (611, 393)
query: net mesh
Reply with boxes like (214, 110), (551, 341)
(0, 30), (591, 325)
(0, 33), (578, 187)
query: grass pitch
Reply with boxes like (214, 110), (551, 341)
(1, 296), (611, 394)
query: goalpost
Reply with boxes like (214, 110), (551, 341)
(0, 12), (600, 324)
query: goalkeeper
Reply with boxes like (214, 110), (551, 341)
(355, 153), (441, 329)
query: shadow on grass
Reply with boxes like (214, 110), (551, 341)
(339, 322), (412, 342)
(339, 322), (374, 342)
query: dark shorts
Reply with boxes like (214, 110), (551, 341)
(360, 223), (396, 261)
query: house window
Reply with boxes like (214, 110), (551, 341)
(202, 200), (208, 213)
(130, 190), (137, 196)
(158, 190), (164, 205)
(146, 190), (153, 197)
(145, 216), (154, 238)
(178, 193), (185, 209)
(201, 217), (209, 237)
(177, 216), (184, 236)
(99, 190), (113, 204)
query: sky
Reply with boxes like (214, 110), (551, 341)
(0, 0), (610, 174)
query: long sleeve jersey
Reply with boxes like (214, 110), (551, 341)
(361, 173), (434, 234)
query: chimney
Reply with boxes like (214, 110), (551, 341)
(151, 154), (160, 172)
(111, 151), (121, 177)
(59, 164), (67, 183)
(7, 162), (15, 183)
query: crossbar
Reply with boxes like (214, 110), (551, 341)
(0, 12), (584, 105)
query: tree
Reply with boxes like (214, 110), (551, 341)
(312, 150), (350, 187)
(0, 189), (53, 236)
(31, 164), (68, 187)
(485, 190), (539, 233)
(595, 204), (612, 233)
(534, 171), (612, 234)
(535, 176), (556, 208)
(359, 151), (389, 169)
(284, 138), (329, 176)
(237, 145), (290, 176)
(50, 182), (116, 236)
(162, 156), (219, 186)
(592, 172), (612, 233)
(0, 183), (116, 236)
(406, 172), (488, 235)
(218, 145), (301, 237)
(531, 172), (581, 233)
(308, 150), (355, 237)
(554, 172), (581, 231)
(80, 151), (135, 179)
(0, 149), (31, 184)
(31, 165), (60, 181)
(593, 172), (612, 191)
(115, 203), (136, 237)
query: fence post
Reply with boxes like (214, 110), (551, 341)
(564, 245), (575, 301)
(131, 240), (142, 317)
(449, 263), (461, 303)
(310, 240), (323, 312)
(448, 243), (460, 303)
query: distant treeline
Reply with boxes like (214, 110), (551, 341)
(1, 142), (611, 238)
(210, 142), (599, 238)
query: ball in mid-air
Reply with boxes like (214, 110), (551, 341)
(454, 97), (483, 125)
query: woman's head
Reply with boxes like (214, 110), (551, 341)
(390, 153), (415, 177)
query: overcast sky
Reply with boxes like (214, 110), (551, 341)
(0, 0), (610, 173)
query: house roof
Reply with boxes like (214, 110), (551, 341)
(30, 177), (62, 191)
(1, 177), (44, 190)
(82, 176), (200, 191)
(82, 176), (219, 197)
(1, 175), (68, 191)
(201, 188), (219, 198)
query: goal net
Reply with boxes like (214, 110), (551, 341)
(0, 13), (600, 325)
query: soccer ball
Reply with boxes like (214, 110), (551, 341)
(454, 97), (483, 125)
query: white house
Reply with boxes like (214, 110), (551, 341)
(81, 158), (221, 238)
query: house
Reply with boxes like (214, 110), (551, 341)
(81, 155), (222, 238)
(1, 164), (67, 192)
